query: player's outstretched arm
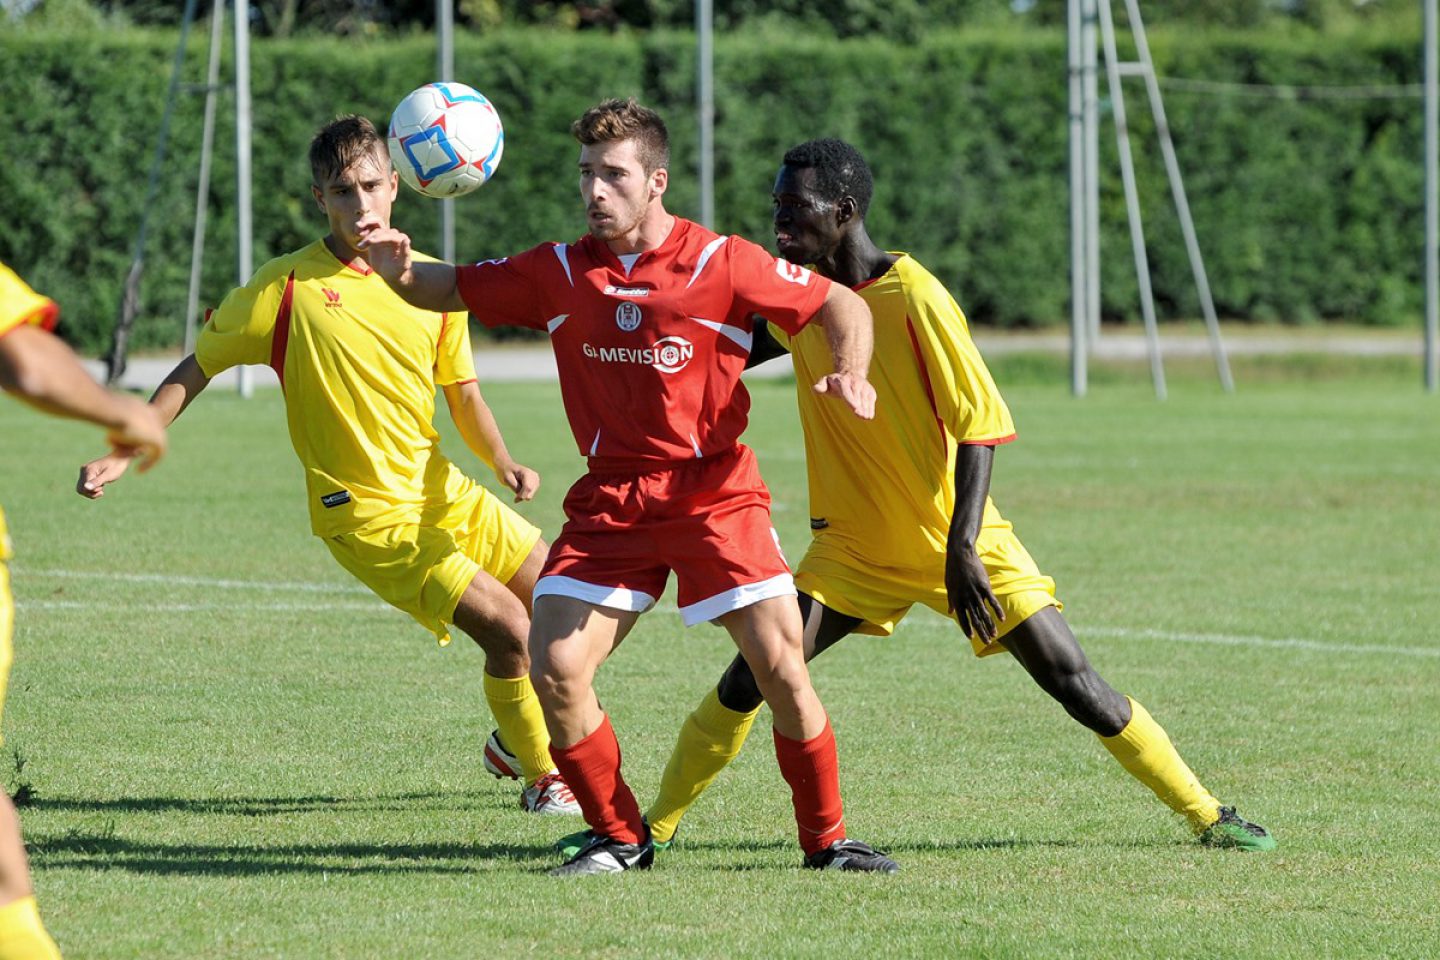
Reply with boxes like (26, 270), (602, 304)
(358, 224), (466, 313)
(945, 443), (1005, 642)
(77, 354), (211, 499)
(0, 323), (168, 471)
(442, 379), (539, 503)
(810, 283), (876, 420)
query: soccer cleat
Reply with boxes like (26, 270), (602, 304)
(1197, 806), (1277, 851)
(803, 838), (900, 874)
(521, 771), (583, 816)
(549, 830), (654, 877)
(556, 828), (674, 860)
(482, 729), (522, 780)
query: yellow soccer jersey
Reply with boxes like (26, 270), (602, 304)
(1, 261), (62, 561)
(773, 253), (1015, 569)
(195, 240), (479, 537)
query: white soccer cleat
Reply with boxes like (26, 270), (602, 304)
(522, 771), (582, 816)
(482, 729), (522, 780)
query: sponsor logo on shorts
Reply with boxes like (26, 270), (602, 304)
(603, 284), (650, 297)
(615, 301), (643, 332)
(320, 490), (352, 508)
(581, 336), (694, 374)
(810, 517), (829, 529)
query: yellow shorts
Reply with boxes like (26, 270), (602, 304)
(795, 508), (1060, 657)
(325, 482), (542, 644)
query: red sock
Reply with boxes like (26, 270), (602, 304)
(773, 719), (846, 855)
(549, 714), (646, 845)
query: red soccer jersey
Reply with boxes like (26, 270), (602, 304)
(455, 217), (831, 463)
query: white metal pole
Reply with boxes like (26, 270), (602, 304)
(1068, 0), (1087, 397)
(184, 0), (225, 356)
(696, 0), (715, 229)
(438, 0), (456, 264)
(1099, 0), (1165, 399)
(1426, 0), (1438, 392)
(1081, 0), (1101, 344)
(235, 0), (254, 397)
(1122, 0), (1234, 393)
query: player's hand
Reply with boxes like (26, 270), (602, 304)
(108, 399), (167, 474)
(945, 545), (1005, 644)
(78, 450), (137, 499)
(357, 225), (414, 285)
(813, 372), (876, 420)
(497, 460), (540, 503)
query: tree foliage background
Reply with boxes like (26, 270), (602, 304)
(0, 2), (1426, 351)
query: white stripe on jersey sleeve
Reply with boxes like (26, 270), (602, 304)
(690, 316), (753, 352)
(547, 313), (569, 333)
(552, 243), (574, 286)
(686, 236), (729, 289)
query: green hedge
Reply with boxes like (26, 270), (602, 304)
(0, 25), (1424, 352)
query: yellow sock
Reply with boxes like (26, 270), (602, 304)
(645, 688), (761, 843)
(482, 672), (553, 787)
(0, 896), (61, 960)
(1099, 697), (1223, 832)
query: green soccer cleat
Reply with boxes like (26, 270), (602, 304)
(1197, 806), (1277, 851)
(557, 828), (674, 860)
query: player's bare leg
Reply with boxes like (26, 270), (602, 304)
(0, 795), (60, 959)
(641, 594), (858, 849)
(716, 596), (897, 872)
(530, 596), (651, 874)
(999, 606), (1274, 850)
(451, 539), (577, 813)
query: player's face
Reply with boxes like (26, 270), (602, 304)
(579, 138), (663, 244)
(312, 149), (399, 254)
(772, 165), (840, 265)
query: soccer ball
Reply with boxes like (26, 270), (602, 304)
(387, 82), (504, 199)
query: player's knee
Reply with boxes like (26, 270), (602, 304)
(1053, 667), (1127, 734)
(717, 655), (764, 713)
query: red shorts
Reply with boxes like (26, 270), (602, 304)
(534, 445), (795, 625)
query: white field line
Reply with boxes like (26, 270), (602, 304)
(15, 568), (370, 595)
(11, 568), (1437, 659)
(1078, 626), (1440, 660)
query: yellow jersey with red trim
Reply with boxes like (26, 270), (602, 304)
(1, 261), (63, 561)
(195, 240), (478, 537)
(771, 253), (1016, 569)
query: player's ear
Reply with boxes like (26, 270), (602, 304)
(836, 195), (857, 226)
(311, 183), (326, 213)
(650, 166), (668, 200)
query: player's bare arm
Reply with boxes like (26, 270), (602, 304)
(809, 283), (876, 420)
(76, 354), (210, 498)
(442, 379), (539, 503)
(945, 443), (1005, 642)
(359, 225), (467, 313)
(0, 323), (167, 471)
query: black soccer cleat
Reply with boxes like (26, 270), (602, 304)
(803, 838), (900, 874)
(549, 829), (655, 877)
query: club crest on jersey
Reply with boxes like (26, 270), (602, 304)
(615, 301), (643, 332)
(775, 260), (812, 286)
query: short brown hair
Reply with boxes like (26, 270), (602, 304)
(309, 114), (388, 184)
(571, 98), (669, 174)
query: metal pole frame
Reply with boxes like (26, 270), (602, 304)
(1068, 0), (1088, 397)
(1099, 0), (1166, 399)
(184, 0), (226, 356)
(235, 0), (254, 397)
(1426, 0), (1438, 393)
(696, 0), (715, 229)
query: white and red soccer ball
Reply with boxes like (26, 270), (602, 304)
(387, 82), (504, 199)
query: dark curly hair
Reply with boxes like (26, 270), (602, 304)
(781, 138), (874, 217)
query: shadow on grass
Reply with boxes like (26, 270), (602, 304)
(30, 832), (549, 877)
(31, 791), (483, 817)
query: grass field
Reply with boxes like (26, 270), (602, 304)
(1, 357), (1437, 958)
